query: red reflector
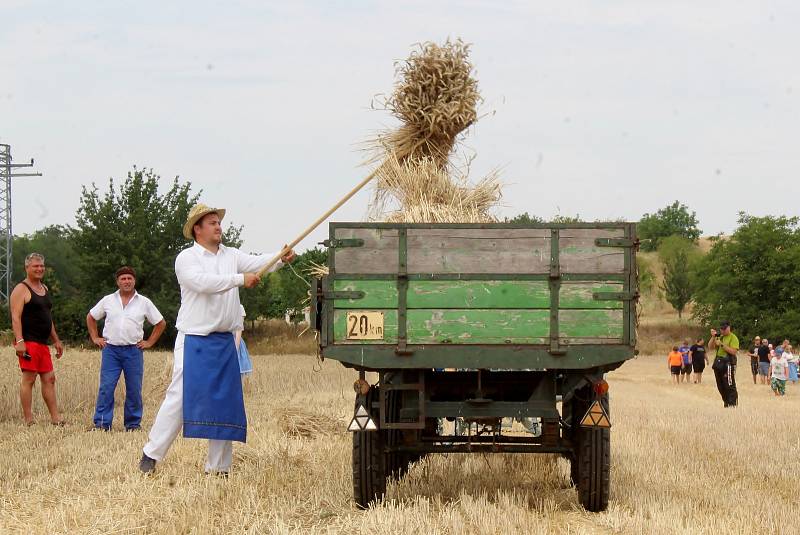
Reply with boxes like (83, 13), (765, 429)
(593, 380), (609, 396)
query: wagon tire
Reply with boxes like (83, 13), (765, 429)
(385, 389), (423, 479)
(352, 388), (387, 508)
(573, 394), (610, 512)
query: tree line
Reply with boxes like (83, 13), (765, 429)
(2, 167), (326, 345)
(5, 169), (795, 347)
(509, 202), (800, 343)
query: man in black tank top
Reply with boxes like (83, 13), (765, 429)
(9, 252), (65, 426)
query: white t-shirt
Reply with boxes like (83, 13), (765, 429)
(174, 242), (282, 335)
(89, 291), (164, 345)
(770, 356), (789, 379)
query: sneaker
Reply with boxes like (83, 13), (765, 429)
(139, 453), (156, 474)
(125, 427), (141, 432)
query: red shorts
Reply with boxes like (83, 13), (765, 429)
(18, 341), (53, 373)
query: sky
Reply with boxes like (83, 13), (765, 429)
(2, 1), (799, 254)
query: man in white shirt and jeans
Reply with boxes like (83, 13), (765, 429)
(87, 266), (166, 431)
(140, 203), (295, 475)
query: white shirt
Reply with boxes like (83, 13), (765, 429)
(89, 291), (164, 345)
(771, 356), (789, 379)
(174, 242), (282, 336)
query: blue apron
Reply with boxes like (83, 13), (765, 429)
(183, 332), (247, 442)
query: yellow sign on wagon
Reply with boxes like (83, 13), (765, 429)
(345, 311), (385, 340)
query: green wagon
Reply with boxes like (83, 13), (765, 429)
(311, 222), (639, 512)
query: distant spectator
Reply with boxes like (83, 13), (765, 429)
(690, 338), (708, 384)
(709, 321), (739, 408)
(748, 336), (761, 384)
(757, 339), (771, 385)
(785, 345), (798, 384)
(668, 346), (683, 385)
(679, 340), (692, 383)
(769, 349), (789, 396)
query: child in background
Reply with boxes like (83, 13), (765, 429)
(768, 349), (789, 396)
(668, 346), (683, 385)
(679, 340), (692, 383)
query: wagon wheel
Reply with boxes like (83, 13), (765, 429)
(384, 390), (423, 479)
(571, 389), (611, 512)
(352, 387), (387, 508)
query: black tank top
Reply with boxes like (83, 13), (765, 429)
(20, 281), (53, 344)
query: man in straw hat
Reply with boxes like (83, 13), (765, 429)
(139, 203), (295, 474)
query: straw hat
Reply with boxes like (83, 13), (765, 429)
(183, 203), (226, 239)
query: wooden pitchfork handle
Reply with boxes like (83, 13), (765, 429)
(255, 167), (380, 277)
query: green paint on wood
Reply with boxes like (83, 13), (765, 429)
(333, 280), (624, 310)
(334, 280), (399, 308)
(408, 309), (550, 344)
(560, 310), (624, 338)
(560, 283), (624, 309)
(333, 308), (622, 344)
(333, 309), (549, 344)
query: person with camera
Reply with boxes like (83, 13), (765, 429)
(709, 320), (739, 407)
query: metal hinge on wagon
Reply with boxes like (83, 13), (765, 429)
(594, 238), (639, 248)
(322, 238), (364, 248)
(592, 291), (639, 301)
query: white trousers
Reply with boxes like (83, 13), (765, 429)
(143, 333), (233, 472)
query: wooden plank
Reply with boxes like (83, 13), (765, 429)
(407, 228), (551, 274)
(332, 309), (550, 344)
(407, 309), (549, 344)
(333, 279), (624, 310)
(333, 308), (623, 344)
(559, 282), (624, 309)
(559, 309), (623, 339)
(559, 229), (625, 273)
(333, 280), (398, 308)
(332, 280), (551, 309)
(333, 228), (398, 274)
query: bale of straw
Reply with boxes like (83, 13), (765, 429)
(312, 39), (501, 279)
(370, 38), (481, 167)
(369, 152), (501, 223)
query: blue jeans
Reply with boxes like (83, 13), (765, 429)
(93, 344), (144, 430)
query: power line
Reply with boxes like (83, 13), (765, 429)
(0, 143), (42, 302)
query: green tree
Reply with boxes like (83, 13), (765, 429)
(74, 166), (243, 344)
(657, 236), (703, 319)
(661, 249), (693, 318)
(692, 213), (800, 341)
(657, 235), (702, 265)
(551, 213), (583, 224)
(4, 226), (84, 338)
(239, 247), (328, 323)
(638, 201), (701, 252)
(504, 212), (544, 224)
(636, 256), (657, 296)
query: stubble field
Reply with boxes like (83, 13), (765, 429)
(1, 348), (798, 534)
